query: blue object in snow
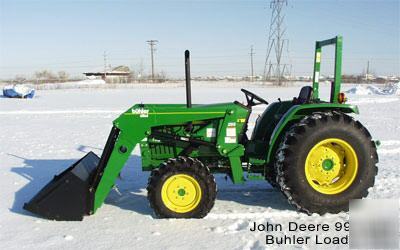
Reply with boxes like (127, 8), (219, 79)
(3, 84), (35, 98)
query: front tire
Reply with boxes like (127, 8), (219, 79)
(275, 111), (378, 214)
(147, 157), (217, 218)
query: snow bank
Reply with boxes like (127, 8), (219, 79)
(346, 85), (372, 95)
(77, 79), (106, 85)
(346, 82), (399, 96)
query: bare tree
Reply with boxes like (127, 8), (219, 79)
(154, 71), (167, 83)
(58, 71), (69, 82)
(137, 59), (145, 82)
(34, 70), (57, 83)
(14, 75), (26, 83)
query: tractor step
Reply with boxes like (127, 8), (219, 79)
(246, 174), (264, 181)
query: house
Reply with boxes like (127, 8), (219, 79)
(83, 65), (131, 83)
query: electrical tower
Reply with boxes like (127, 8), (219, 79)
(263, 0), (291, 86)
(146, 40), (158, 82)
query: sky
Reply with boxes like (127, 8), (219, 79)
(0, 0), (399, 79)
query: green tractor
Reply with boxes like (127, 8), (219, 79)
(25, 36), (378, 220)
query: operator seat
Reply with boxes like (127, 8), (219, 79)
(293, 86), (313, 104)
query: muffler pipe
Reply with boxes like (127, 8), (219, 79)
(185, 50), (192, 108)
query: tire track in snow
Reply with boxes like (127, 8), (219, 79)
(378, 140), (400, 155)
(378, 148), (400, 154)
(349, 97), (399, 105)
(379, 140), (400, 146)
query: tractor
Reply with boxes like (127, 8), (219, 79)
(24, 36), (378, 220)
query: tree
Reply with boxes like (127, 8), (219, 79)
(14, 75), (26, 83)
(154, 71), (167, 83)
(57, 71), (69, 82)
(137, 59), (145, 82)
(35, 70), (56, 80)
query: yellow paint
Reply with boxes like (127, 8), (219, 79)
(305, 138), (358, 195)
(316, 52), (321, 63)
(237, 118), (246, 123)
(161, 174), (202, 213)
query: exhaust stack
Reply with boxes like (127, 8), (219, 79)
(185, 50), (192, 108)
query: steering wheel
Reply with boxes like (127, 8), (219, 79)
(241, 88), (269, 107)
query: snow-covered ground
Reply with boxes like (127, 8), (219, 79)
(0, 83), (399, 249)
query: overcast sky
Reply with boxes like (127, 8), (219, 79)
(0, 0), (399, 79)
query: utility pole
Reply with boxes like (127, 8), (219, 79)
(250, 45), (255, 82)
(366, 60), (370, 84)
(103, 51), (107, 80)
(263, 0), (291, 86)
(146, 40), (158, 82)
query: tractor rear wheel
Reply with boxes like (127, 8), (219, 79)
(275, 111), (378, 214)
(147, 157), (217, 218)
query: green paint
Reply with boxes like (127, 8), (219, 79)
(93, 102), (250, 212)
(265, 102), (359, 163)
(246, 174), (265, 181)
(90, 36), (361, 215)
(178, 189), (186, 196)
(322, 159), (334, 171)
(312, 36), (343, 102)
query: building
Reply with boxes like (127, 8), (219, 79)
(83, 65), (131, 83)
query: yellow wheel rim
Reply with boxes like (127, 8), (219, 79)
(305, 138), (358, 195)
(161, 174), (202, 213)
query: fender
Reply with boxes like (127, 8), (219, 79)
(266, 103), (359, 163)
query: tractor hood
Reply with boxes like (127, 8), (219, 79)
(113, 102), (248, 130)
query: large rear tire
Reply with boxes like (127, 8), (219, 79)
(147, 157), (217, 218)
(275, 111), (378, 214)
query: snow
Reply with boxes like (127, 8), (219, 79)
(78, 79), (106, 85)
(345, 82), (400, 96)
(0, 82), (399, 249)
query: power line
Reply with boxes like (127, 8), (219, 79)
(250, 45), (255, 81)
(146, 40), (158, 82)
(103, 51), (107, 79)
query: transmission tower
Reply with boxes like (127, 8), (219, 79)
(263, 0), (291, 85)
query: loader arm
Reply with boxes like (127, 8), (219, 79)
(24, 101), (248, 220)
(92, 103), (230, 212)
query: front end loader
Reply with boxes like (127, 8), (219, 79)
(25, 36), (378, 220)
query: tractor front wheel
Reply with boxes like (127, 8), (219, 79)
(275, 111), (378, 214)
(147, 157), (217, 218)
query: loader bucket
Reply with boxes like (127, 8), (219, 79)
(24, 126), (120, 221)
(23, 152), (100, 221)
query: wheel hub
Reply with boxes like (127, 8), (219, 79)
(177, 188), (186, 196)
(322, 159), (334, 171)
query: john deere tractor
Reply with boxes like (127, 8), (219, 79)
(25, 36), (378, 220)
